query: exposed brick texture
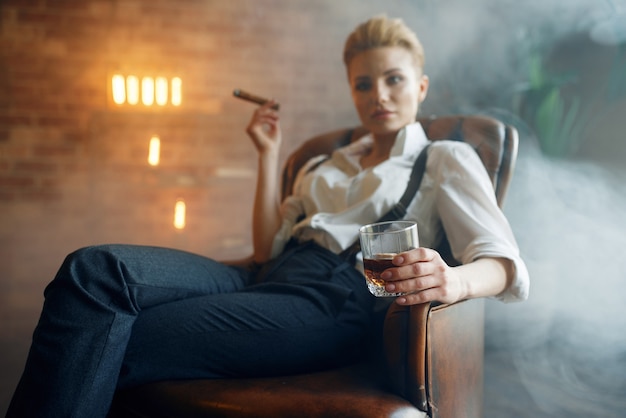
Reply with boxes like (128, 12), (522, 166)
(1, 1), (444, 313)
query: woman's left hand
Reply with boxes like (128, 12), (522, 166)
(380, 247), (469, 305)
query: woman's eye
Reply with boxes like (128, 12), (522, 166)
(387, 75), (404, 85)
(354, 81), (371, 92)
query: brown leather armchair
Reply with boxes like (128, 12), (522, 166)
(110, 115), (519, 418)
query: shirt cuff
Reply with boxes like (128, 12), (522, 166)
(461, 239), (530, 303)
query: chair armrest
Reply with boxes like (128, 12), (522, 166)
(383, 299), (484, 417)
(427, 298), (484, 418)
(384, 302), (430, 411)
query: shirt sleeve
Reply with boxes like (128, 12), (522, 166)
(269, 155), (328, 258)
(431, 142), (530, 303)
(269, 195), (304, 258)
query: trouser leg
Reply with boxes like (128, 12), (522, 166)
(6, 244), (248, 418)
(118, 242), (374, 386)
(119, 283), (368, 387)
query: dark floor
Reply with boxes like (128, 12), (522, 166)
(3, 311), (626, 417)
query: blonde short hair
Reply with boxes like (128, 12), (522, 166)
(343, 15), (425, 72)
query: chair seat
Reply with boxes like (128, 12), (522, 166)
(110, 363), (427, 418)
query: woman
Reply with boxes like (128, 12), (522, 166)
(7, 16), (528, 418)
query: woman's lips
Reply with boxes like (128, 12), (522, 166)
(371, 110), (394, 120)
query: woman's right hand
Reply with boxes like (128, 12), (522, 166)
(245, 100), (282, 155)
(246, 99), (284, 263)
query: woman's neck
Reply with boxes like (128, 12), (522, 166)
(360, 130), (398, 168)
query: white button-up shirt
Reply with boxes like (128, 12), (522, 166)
(271, 122), (529, 302)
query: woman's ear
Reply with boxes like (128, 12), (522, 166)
(418, 74), (429, 103)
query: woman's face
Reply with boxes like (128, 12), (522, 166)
(348, 46), (429, 140)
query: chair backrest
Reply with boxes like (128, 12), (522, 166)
(281, 115), (519, 208)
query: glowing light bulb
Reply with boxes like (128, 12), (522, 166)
(142, 77), (154, 106)
(174, 200), (186, 230)
(155, 77), (168, 106)
(148, 136), (160, 166)
(112, 74), (126, 104)
(126, 76), (139, 105)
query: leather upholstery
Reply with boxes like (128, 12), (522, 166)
(110, 364), (427, 418)
(427, 299), (485, 417)
(110, 115), (518, 418)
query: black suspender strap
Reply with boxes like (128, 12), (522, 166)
(377, 143), (431, 222)
(339, 143), (431, 263)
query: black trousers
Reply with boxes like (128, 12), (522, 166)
(7, 241), (376, 418)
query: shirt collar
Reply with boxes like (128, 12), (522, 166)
(389, 121), (430, 160)
(332, 122), (430, 173)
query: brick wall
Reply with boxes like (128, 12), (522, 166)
(1, 0), (441, 315)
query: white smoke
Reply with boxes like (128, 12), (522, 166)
(399, 0), (626, 415)
(485, 133), (626, 416)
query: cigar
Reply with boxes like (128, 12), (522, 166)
(233, 89), (280, 110)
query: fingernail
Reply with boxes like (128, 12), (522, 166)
(386, 283), (395, 292)
(381, 271), (392, 280)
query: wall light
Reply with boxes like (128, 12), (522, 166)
(174, 199), (186, 230)
(148, 135), (160, 166)
(141, 77), (154, 106)
(126, 75), (139, 105)
(111, 75), (126, 104)
(111, 74), (182, 107)
(155, 77), (168, 106)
